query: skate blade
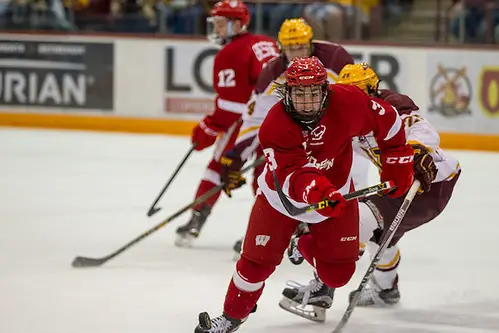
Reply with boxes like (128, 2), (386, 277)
(356, 297), (399, 307)
(174, 233), (196, 248)
(278, 297), (326, 323)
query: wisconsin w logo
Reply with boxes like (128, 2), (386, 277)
(255, 235), (270, 246)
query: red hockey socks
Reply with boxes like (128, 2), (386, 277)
(223, 257), (274, 319)
(297, 233), (315, 266)
(194, 179), (221, 210)
(223, 279), (263, 319)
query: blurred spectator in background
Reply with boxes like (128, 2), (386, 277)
(175, 1), (280, 36)
(268, 1), (305, 36)
(173, 0), (207, 34)
(70, 0), (115, 31)
(449, 0), (499, 43)
(109, 0), (160, 33)
(303, 0), (379, 41)
(2, 0), (75, 30)
(381, 0), (412, 23)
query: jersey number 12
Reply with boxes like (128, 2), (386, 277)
(218, 69), (236, 88)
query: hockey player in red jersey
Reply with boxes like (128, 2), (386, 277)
(279, 63), (461, 322)
(219, 18), (356, 255)
(175, 0), (279, 247)
(194, 56), (415, 333)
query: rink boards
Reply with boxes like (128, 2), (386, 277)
(0, 33), (498, 151)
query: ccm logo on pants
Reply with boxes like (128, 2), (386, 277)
(340, 236), (358, 242)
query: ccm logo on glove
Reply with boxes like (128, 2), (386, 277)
(386, 155), (414, 164)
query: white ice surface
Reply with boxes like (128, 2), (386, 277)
(0, 128), (498, 333)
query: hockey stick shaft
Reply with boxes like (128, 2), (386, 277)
(147, 143), (197, 217)
(272, 169), (394, 216)
(72, 156), (265, 268)
(331, 180), (421, 333)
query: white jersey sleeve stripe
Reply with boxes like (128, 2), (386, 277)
(217, 98), (247, 114)
(384, 113), (403, 141)
(232, 270), (263, 292)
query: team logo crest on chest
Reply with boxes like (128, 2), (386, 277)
(310, 125), (326, 146)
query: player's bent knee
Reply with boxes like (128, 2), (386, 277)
(316, 261), (356, 288)
(235, 256), (276, 288)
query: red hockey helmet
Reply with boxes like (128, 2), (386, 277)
(208, 1), (251, 45)
(210, 1), (251, 27)
(282, 56), (329, 128)
(285, 56), (327, 87)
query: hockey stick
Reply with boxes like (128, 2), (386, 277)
(331, 180), (421, 333)
(72, 157), (265, 268)
(147, 143), (197, 217)
(272, 169), (394, 216)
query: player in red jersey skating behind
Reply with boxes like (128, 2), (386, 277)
(194, 56), (415, 333)
(175, 1), (279, 247)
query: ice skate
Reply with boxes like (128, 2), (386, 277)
(350, 275), (400, 306)
(195, 312), (244, 333)
(279, 272), (335, 322)
(287, 236), (304, 265)
(287, 223), (309, 265)
(175, 206), (211, 247)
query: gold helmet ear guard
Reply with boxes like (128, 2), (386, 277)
(278, 18), (313, 50)
(337, 62), (380, 95)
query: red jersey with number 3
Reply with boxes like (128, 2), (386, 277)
(257, 84), (408, 224)
(207, 33), (279, 133)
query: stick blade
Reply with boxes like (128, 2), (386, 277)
(147, 206), (161, 217)
(71, 256), (107, 268)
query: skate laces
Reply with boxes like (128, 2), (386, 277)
(358, 284), (384, 305)
(209, 316), (233, 333)
(288, 243), (303, 260)
(286, 278), (323, 306)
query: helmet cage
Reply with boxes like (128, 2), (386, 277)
(283, 83), (329, 128)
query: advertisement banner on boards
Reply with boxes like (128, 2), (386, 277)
(344, 45), (411, 93)
(164, 42), (218, 116)
(163, 41), (412, 116)
(426, 50), (499, 134)
(0, 40), (114, 110)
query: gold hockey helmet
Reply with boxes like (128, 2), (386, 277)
(278, 18), (313, 47)
(337, 62), (380, 95)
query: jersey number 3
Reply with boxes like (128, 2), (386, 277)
(218, 69), (236, 88)
(263, 148), (278, 171)
(371, 100), (386, 115)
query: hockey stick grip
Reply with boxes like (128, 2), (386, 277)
(302, 181), (395, 214)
